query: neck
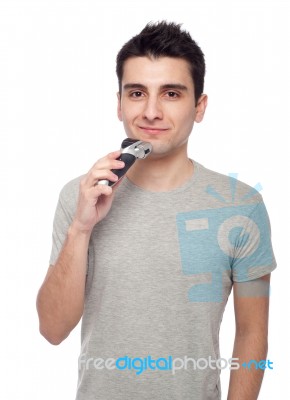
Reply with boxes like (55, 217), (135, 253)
(126, 146), (194, 192)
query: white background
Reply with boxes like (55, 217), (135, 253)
(0, 0), (289, 398)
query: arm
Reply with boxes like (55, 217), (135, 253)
(36, 151), (124, 345)
(227, 273), (271, 400)
(36, 225), (91, 345)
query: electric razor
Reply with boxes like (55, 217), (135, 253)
(98, 138), (152, 186)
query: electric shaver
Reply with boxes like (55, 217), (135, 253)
(98, 138), (153, 186)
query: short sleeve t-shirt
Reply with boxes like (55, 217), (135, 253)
(49, 160), (276, 400)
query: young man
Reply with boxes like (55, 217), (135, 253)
(37, 21), (276, 400)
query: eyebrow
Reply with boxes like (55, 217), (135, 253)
(123, 83), (188, 91)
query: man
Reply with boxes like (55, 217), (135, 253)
(37, 21), (276, 399)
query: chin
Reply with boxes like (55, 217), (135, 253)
(148, 144), (174, 158)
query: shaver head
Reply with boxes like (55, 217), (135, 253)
(121, 138), (152, 159)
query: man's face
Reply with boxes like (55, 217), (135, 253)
(117, 56), (207, 158)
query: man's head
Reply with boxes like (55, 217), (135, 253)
(116, 21), (208, 159)
(116, 21), (206, 104)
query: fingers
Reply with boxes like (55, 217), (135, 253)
(87, 168), (119, 187)
(84, 150), (125, 188)
(74, 151), (125, 231)
(106, 150), (123, 160)
(93, 150), (122, 168)
(111, 175), (125, 190)
(80, 176), (112, 197)
(87, 181), (113, 199)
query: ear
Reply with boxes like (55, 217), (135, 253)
(117, 92), (122, 121)
(194, 94), (208, 123)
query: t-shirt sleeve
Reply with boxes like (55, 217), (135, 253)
(231, 196), (277, 282)
(49, 179), (79, 266)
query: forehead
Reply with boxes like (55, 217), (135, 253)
(121, 56), (194, 90)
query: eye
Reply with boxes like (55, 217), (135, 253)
(130, 91), (144, 98)
(166, 91), (179, 98)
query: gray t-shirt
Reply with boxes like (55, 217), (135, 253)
(49, 160), (276, 400)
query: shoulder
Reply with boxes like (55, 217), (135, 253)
(195, 161), (263, 205)
(58, 174), (85, 209)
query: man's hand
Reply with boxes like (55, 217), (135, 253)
(73, 150), (125, 233)
(36, 150), (125, 344)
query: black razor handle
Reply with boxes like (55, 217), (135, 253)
(108, 153), (136, 186)
(98, 138), (152, 187)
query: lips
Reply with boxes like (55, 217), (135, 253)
(138, 126), (169, 134)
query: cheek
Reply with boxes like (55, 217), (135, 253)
(119, 111), (135, 134)
(118, 98), (138, 122)
(174, 108), (195, 131)
(121, 106), (139, 125)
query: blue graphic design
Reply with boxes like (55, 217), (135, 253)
(176, 174), (273, 303)
(241, 360), (273, 370)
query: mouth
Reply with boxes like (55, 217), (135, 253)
(138, 126), (169, 135)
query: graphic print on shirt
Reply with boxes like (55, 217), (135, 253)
(176, 175), (274, 302)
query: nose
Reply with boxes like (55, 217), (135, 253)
(142, 95), (163, 121)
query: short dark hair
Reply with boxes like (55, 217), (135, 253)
(116, 21), (206, 102)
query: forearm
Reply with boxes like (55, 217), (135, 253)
(36, 223), (91, 345)
(227, 332), (268, 400)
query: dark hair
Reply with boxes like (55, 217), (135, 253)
(116, 21), (206, 102)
